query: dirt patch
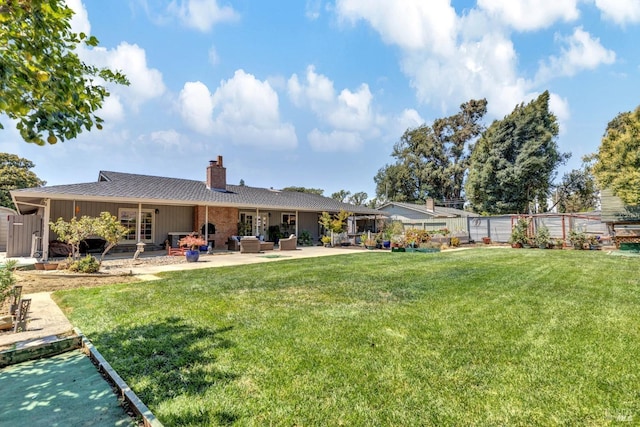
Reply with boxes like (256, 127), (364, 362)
(14, 255), (187, 293)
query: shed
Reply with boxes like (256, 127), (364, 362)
(0, 206), (17, 252)
(600, 188), (640, 248)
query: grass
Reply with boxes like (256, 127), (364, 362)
(53, 248), (640, 426)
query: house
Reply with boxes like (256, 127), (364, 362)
(377, 199), (479, 234)
(0, 206), (17, 252)
(9, 156), (383, 259)
(600, 188), (640, 249)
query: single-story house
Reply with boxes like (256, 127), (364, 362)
(377, 199), (480, 233)
(9, 155), (383, 259)
(0, 206), (17, 252)
(600, 188), (640, 248)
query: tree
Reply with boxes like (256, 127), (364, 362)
(50, 211), (128, 261)
(282, 186), (324, 196)
(592, 106), (640, 206)
(0, 0), (128, 145)
(552, 159), (598, 213)
(331, 190), (351, 202)
(465, 91), (569, 214)
(93, 211), (128, 261)
(0, 153), (46, 209)
(375, 99), (487, 206)
(318, 210), (352, 234)
(348, 191), (368, 206)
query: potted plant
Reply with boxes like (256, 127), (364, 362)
(321, 235), (332, 247)
(179, 234), (206, 262)
(509, 218), (530, 248)
(534, 225), (551, 249)
(588, 235), (601, 250)
(568, 229), (588, 250)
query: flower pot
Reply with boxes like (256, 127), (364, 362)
(43, 263), (59, 270)
(482, 237), (491, 244)
(511, 243), (522, 249)
(383, 240), (391, 249)
(185, 249), (200, 262)
(34, 262), (45, 271)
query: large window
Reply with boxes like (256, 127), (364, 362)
(119, 208), (154, 243)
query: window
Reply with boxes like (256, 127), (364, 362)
(118, 208), (154, 243)
(282, 213), (296, 226)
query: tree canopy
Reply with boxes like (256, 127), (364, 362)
(553, 159), (598, 213)
(374, 99), (487, 207)
(0, 152), (45, 209)
(0, 0), (128, 145)
(592, 106), (640, 206)
(282, 186), (324, 196)
(465, 91), (569, 214)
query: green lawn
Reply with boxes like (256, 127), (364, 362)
(54, 248), (640, 426)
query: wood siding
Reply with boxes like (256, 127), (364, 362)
(601, 188), (640, 223)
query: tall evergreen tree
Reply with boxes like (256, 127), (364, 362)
(465, 91), (569, 214)
(375, 99), (487, 206)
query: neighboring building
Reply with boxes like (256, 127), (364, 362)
(9, 156), (382, 259)
(377, 199), (479, 233)
(600, 188), (640, 248)
(0, 206), (17, 252)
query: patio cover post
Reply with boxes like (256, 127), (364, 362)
(137, 203), (142, 243)
(43, 198), (50, 261)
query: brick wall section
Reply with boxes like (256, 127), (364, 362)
(195, 206), (239, 249)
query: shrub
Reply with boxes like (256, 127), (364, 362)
(451, 236), (460, 247)
(0, 260), (18, 304)
(68, 255), (100, 273)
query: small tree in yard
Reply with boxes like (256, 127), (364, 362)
(94, 212), (128, 261)
(319, 210), (352, 234)
(50, 215), (97, 260)
(50, 212), (128, 261)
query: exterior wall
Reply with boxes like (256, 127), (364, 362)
(379, 205), (434, 221)
(0, 207), (17, 252)
(49, 200), (193, 247)
(298, 212), (321, 243)
(194, 206), (239, 250)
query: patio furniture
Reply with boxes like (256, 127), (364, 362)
(227, 237), (240, 251)
(279, 234), (297, 251)
(260, 241), (274, 251)
(240, 237), (261, 253)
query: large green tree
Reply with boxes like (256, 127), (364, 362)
(552, 160), (599, 213)
(0, 152), (45, 209)
(0, 0), (128, 145)
(592, 106), (640, 206)
(465, 91), (569, 214)
(374, 99), (487, 206)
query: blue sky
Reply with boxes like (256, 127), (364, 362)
(3, 0), (640, 202)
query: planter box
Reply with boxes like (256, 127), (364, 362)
(391, 247), (405, 252)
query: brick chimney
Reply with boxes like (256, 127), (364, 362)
(426, 198), (435, 213)
(206, 155), (226, 190)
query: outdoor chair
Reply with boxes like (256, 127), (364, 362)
(279, 234), (297, 251)
(240, 236), (261, 253)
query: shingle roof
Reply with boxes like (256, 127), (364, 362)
(379, 201), (479, 218)
(12, 171), (382, 215)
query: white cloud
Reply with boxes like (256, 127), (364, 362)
(305, 0), (322, 20)
(288, 66), (380, 132)
(536, 27), (616, 81)
(178, 70), (297, 149)
(548, 92), (571, 127)
(167, 0), (239, 32)
(594, 0), (640, 25)
(65, 0), (91, 35)
(477, 0), (580, 31)
(97, 95), (125, 123)
(149, 130), (186, 148)
(178, 81), (215, 134)
(208, 45), (220, 66)
(336, 0), (457, 54)
(96, 43), (166, 106)
(308, 129), (363, 152)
